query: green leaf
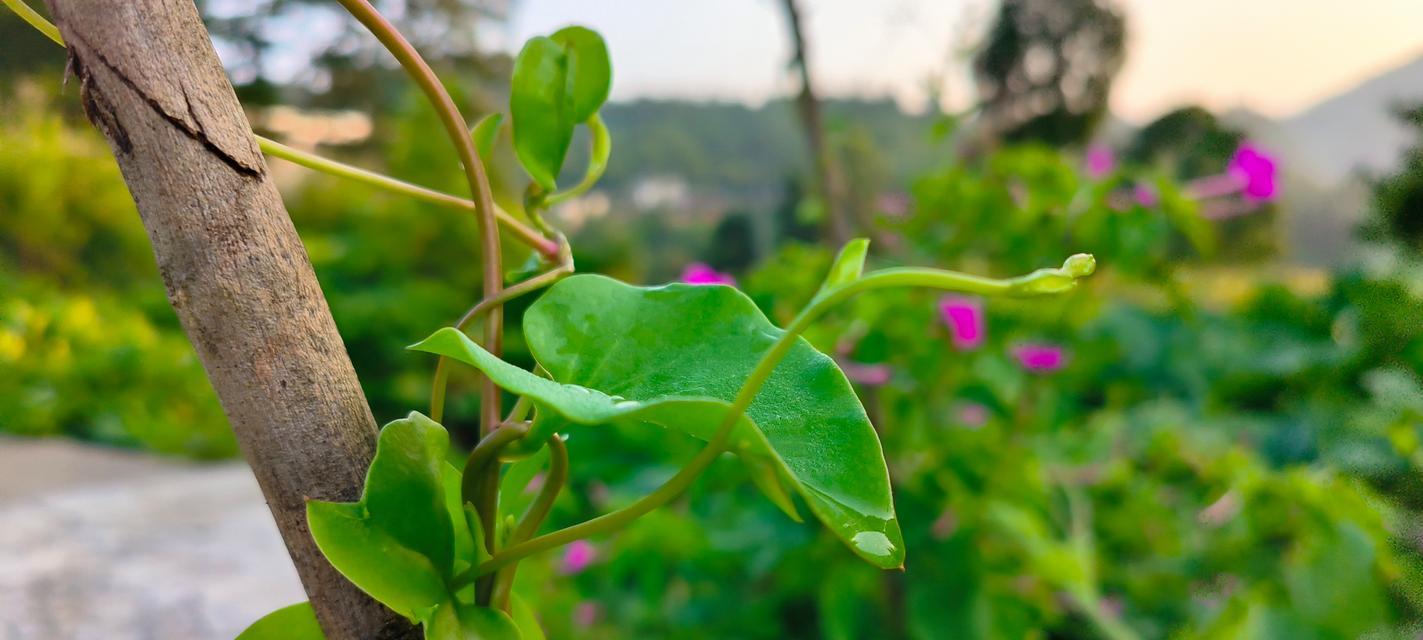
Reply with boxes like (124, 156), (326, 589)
(511, 27), (611, 190)
(425, 601), (523, 640)
(549, 26), (612, 123)
(511, 36), (573, 190)
(444, 462), (489, 573)
(470, 113), (503, 163)
(499, 444), (550, 522)
(821, 238), (870, 292)
(510, 594), (547, 640)
(307, 412), (458, 621)
(411, 275), (903, 568)
(237, 602), (325, 640)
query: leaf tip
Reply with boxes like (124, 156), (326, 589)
(1062, 253), (1096, 278)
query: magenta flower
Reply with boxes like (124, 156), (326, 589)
(1012, 343), (1067, 373)
(681, 263), (736, 286)
(1227, 143), (1278, 202)
(559, 540), (597, 575)
(1133, 183), (1159, 208)
(1084, 144), (1116, 179)
(938, 296), (985, 350)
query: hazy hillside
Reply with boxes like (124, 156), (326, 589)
(598, 98), (944, 199)
(1283, 52), (1423, 183)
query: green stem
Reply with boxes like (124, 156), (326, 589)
(472, 254), (1096, 576)
(460, 423), (529, 515)
(543, 114), (610, 207)
(1068, 591), (1141, 640)
(490, 434), (568, 611)
(333, 3), (508, 590)
(2, 0), (59, 44)
(430, 238), (573, 423)
(258, 138), (558, 259)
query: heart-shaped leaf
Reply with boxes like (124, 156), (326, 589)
(510, 28), (612, 191)
(550, 26), (611, 123)
(237, 602), (324, 640)
(308, 413), (459, 622)
(411, 275), (903, 568)
(511, 36), (573, 190)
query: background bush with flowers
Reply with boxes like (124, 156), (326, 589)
(5, 1), (1423, 637)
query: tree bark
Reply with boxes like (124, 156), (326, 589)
(42, 1), (416, 637)
(781, 0), (853, 245)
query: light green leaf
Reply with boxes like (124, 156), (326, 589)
(425, 601), (523, 640)
(470, 113), (503, 164)
(444, 462), (489, 573)
(411, 275), (903, 568)
(511, 36), (573, 190)
(307, 413), (458, 620)
(510, 594), (547, 640)
(820, 238), (870, 292)
(499, 445), (550, 522)
(549, 26), (611, 123)
(237, 602), (324, 640)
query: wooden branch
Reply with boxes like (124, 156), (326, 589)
(41, 1), (416, 637)
(781, 0), (853, 245)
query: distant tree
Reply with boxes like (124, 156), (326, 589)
(198, 0), (508, 108)
(779, 0), (854, 244)
(1362, 104), (1423, 251)
(1127, 106), (1243, 178)
(972, 0), (1126, 147)
(704, 213), (759, 272)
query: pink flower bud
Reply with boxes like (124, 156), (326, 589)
(1084, 144), (1116, 179)
(956, 402), (988, 428)
(573, 602), (599, 627)
(1133, 183), (1159, 208)
(559, 540), (597, 575)
(1227, 143), (1278, 202)
(1012, 343), (1067, 373)
(938, 296), (985, 350)
(681, 263), (736, 286)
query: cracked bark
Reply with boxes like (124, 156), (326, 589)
(41, 1), (418, 637)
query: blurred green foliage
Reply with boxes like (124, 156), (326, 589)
(5, 68), (1423, 639)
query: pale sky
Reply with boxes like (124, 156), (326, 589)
(500, 0), (1423, 122)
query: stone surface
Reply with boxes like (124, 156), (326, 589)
(0, 437), (305, 639)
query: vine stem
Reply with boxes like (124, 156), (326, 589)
(431, 237), (573, 424)
(470, 254), (1096, 577)
(489, 434), (568, 610)
(332, 1), (508, 583)
(1, 0), (560, 261)
(258, 138), (559, 259)
(2, 0), (59, 43)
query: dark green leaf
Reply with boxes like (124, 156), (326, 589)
(411, 275), (903, 568)
(307, 413), (458, 620)
(237, 602), (325, 640)
(549, 26), (611, 123)
(511, 36), (573, 190)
